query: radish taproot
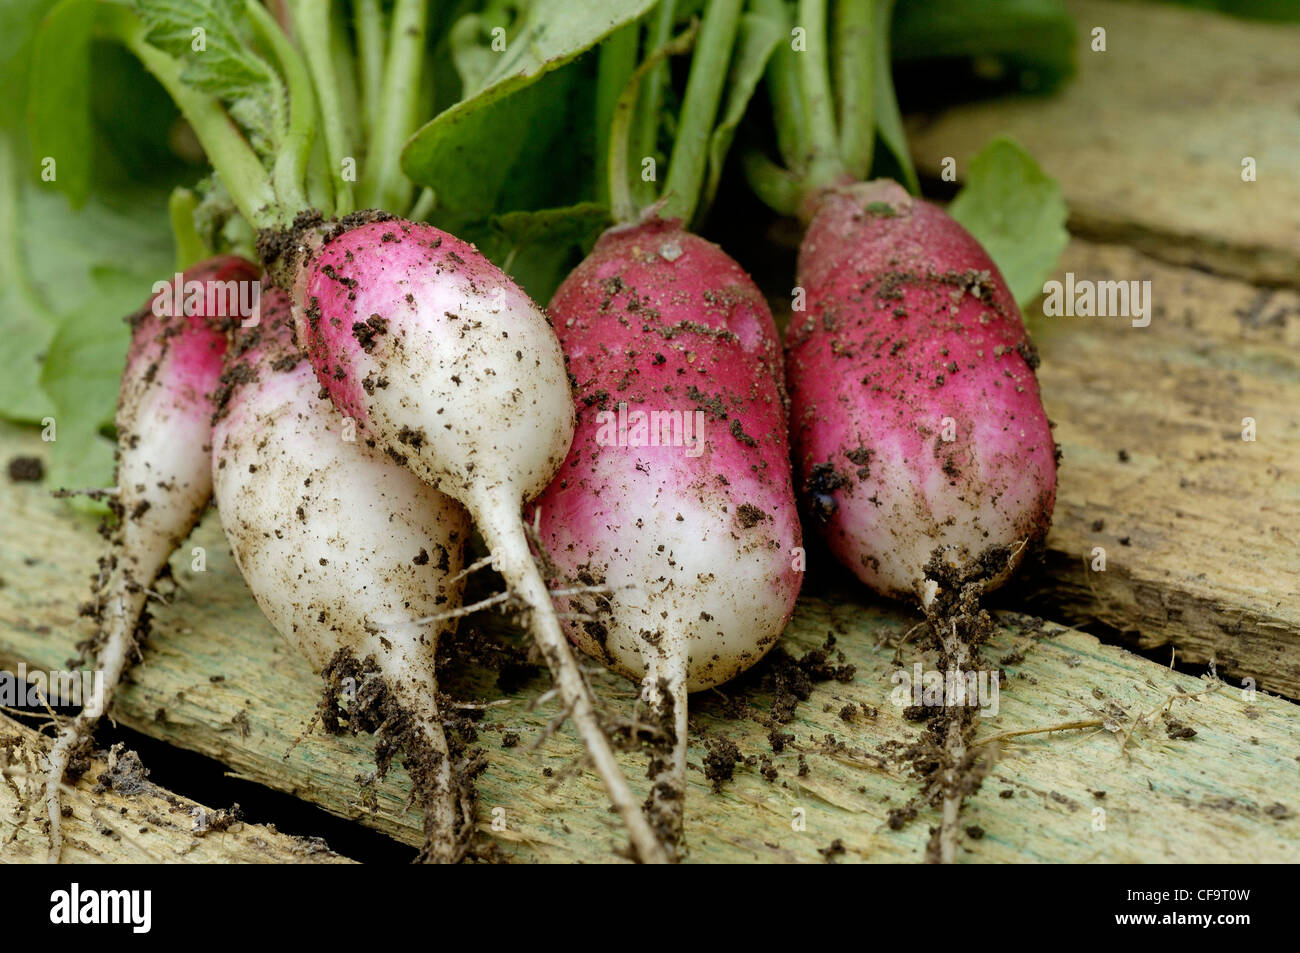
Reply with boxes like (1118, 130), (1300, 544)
(211, 287), (476, 863)
(531, 217), (802, 850)
(260, 213), (670, 863)
(43, 255), (260, 863)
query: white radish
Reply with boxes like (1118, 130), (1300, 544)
(212, 287), (474, 862)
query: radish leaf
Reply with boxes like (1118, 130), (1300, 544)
(26, 0), (97, 205)
(948, 135), (1067, 309)
(403, 0), (655, 207)
(135, 0), (281, 153)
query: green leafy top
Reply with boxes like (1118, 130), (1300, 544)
(136, 0), (283, 153)
(403, 0), (656, 220)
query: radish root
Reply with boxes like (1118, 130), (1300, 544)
(474, 496), (670, 865)
(918, 567), (996, 866)
(316, 647), (477, 864)
(44, 576), (150, 862)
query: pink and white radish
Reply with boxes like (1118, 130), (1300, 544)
(43, 256), (259, 863)
(212, 287), (474, 862)
(742, 0), (1062, 860)
(788, 180), (1057, 864)
(501, 3), (805, 853)
(740, 2), (1056, 606)
(789, 180), (1056, 605)
(530, 217), (802, 849)
(262, 213), (670, 863)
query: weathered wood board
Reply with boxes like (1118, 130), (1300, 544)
(905, 0), (1300, 288)
(1, 428), (1297, 863)
(0, 719), (353, 863)
(1027, 238), (1300, 697)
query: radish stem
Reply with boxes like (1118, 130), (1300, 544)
(741, 149), (804, 217)
(408, 186), (436, 223)
(329, 1), (362, 150)
(632, 0), (679, 206)
(105, 7), (279, 228)
(833, 0), (875, 180)
(354, 0), (387, 145)
(596, 22), (640, 208)
(167, 187), (207, 270)
(245, 0), (316, 215)
(754, 0), (807, 173)
(869, 0), (918, 192)
(290, 0), (355, 214)
(608, 23), (700, 225)
(660, 0), (743, 224)
(361, 0), (426, 211)
(795, 0), (845, 190)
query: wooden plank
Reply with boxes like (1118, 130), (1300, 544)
(1027, 238), (1300, 697)
(0, 718), (353, 863)
(2, 423), (1298, 862)
(905, 0), (1300, 287)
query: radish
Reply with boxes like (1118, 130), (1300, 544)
(532, 218), (802, 852)
(523, 3), (802, 854)
(790, 182), (1056, 864)
(790, 180), (1056, 603)
(211, 288), (475, 863)
(42, 255), (260, 863)
(743, 4), (1059, 863)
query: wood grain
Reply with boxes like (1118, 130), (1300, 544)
(1027, 238), (1300, 697)
(0, 719), (353, 863)
(905, 0), (1300, 288)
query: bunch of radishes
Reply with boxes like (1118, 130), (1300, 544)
(37, 0), (1060, 865)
